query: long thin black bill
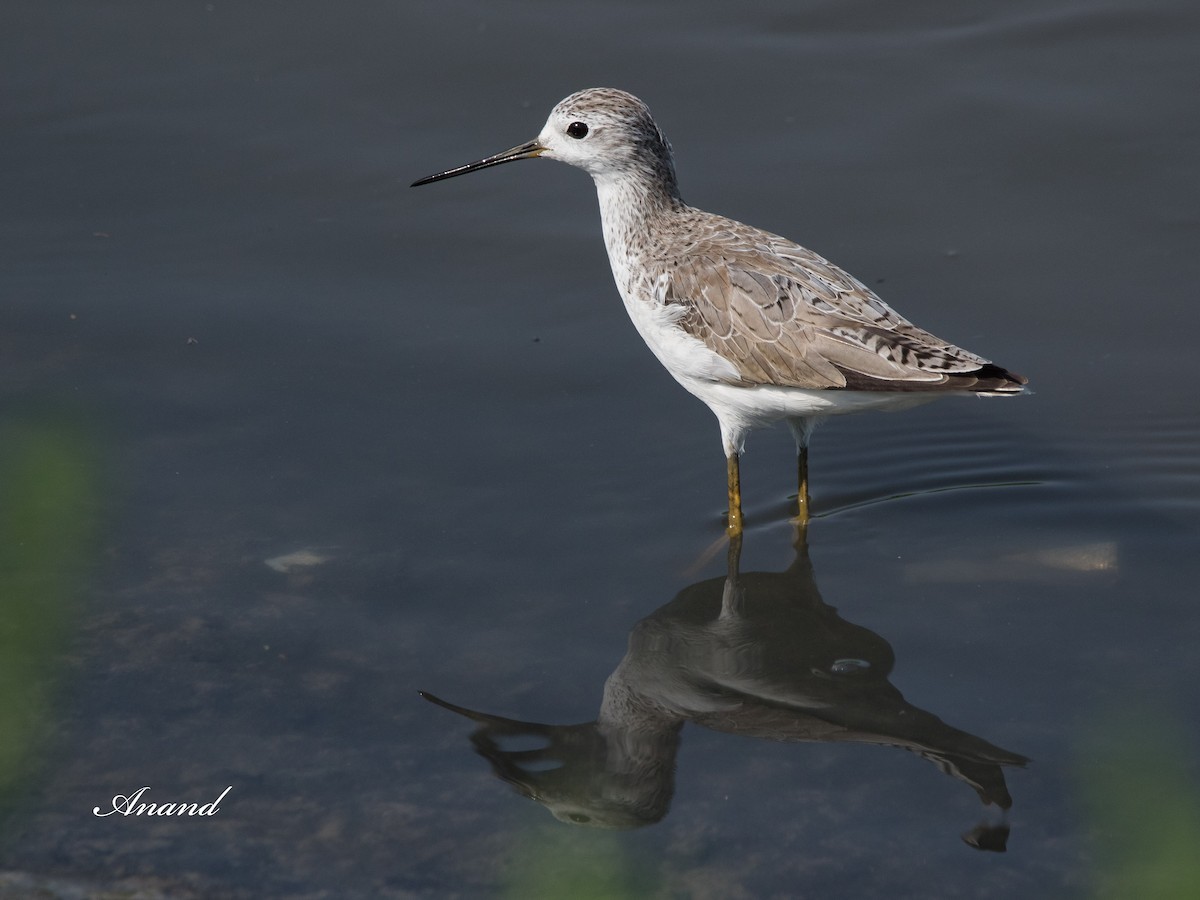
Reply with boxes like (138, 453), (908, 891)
(411, 139), (544, 187)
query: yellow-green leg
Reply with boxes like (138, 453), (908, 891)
(796, 444), (810, 527)
(726, 452), (743, 537)
(788, 417), (815, 527)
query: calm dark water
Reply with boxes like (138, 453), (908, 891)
(2, 0), (1199, 897)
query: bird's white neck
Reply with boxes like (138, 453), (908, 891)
(594, 172), (684, 293)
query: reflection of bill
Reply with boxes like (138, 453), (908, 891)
(423, 531), (1027, 850)
(92, 785), (231, 817)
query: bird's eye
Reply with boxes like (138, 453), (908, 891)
(566, 121), (589, 139)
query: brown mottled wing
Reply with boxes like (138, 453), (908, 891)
(660, 218), (1024, 392)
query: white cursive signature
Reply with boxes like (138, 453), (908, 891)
(92, 786), (232, 817)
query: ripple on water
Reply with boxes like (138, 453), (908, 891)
(810, 404), (1200, 527)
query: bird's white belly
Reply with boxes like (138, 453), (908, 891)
(688, 379), (939, 428)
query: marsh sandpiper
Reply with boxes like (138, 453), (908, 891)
(413, 88), (1026, 535)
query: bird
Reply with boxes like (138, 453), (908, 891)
(420, 528), (1027, 832)
(412, 88), (1026, 535)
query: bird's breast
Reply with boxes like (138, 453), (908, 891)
(607, 261), (744, 388)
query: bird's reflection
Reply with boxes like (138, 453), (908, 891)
(422, 528), (1027, 849)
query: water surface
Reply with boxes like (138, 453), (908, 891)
(2, 1), (1199, 897)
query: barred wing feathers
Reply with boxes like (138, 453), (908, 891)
(657, 219), (1026, 394)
